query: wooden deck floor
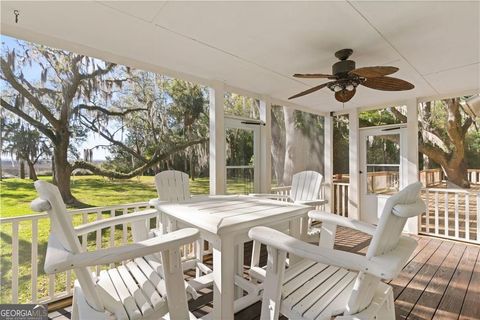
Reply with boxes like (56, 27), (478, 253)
(49, 228), (480, 320)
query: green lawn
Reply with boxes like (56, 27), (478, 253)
(0, 175), (212, 217)
(0, 174), (254, 303)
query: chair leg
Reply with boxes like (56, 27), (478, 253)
(377, 287), (395, 320)
(195, 239), (204, 278)
(72, 285), (104, 320)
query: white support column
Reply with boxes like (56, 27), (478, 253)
(259, 96), (272, 193)
(209, 81), (226, 195)
(348, 108), (360, 220)
(324, 114), (334, 212)
(405, 99), (419, 234)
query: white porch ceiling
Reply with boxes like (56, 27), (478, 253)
(1, 1), (479, 113)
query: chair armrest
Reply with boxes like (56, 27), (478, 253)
(295, 199), (327, 206)
(249, 194), (292, 201)
(368, 236), (417, 280)
(74, 209), (159, 236)
(149, 198), (160, 206)
(45, 228), (200, 273)
(308, 211), (376, 236)
(249, 226), (414, 280)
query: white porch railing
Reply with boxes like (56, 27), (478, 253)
(468, 169), (480, 185)
(332, 182), (349, 217)
(420, 188), (480, 244)
(271, 182), (349, 217)
(0, 202), (199, 305)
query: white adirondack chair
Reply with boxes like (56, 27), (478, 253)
(31, 180), (199, 320)
(248, 182), (425, 320)
(251, 170), (325, 207)
(150, 170), (191, 234)
(250, 170), (326, 276)
(149, 170), (212, 280)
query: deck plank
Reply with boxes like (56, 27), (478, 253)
(49, 231), (480, 320)
(394, 241), (454, 319)
(433, 244), (480, 320)
(407, 242), (466, 320)
(459, 247), (480, 320)
(389, 238), (442, 299)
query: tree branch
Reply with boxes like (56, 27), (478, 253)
(74, 104), (147, 116)
(79, 115), (148, 163)
(1, 57), (60, 128)
(461, 117), (473, 137)
(418, 141), (448, 168)
(71, 138), (207, 179)
(79, 63), (116, 80)
(0, 98), (56, 141)
(389, 107), (407, 123)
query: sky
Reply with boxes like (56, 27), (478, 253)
(1, 34), (111, 161)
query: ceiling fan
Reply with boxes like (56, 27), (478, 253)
(289, 49), (414, 103)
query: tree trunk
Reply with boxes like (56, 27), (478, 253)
(271, 108), (285, 186)
(51, 155), (56, 184)
(27, 160), (38, 181)
(444, 159), (470, 188)
(53, 133), (76, 204)
(189, 147), (195, 181)
(19, 160), (25, 179)
(282, 107), (297, 185)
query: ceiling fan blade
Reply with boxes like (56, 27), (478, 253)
(361, 76), (415, 91)
(335, 88), (356, 103)
(288, 82), (331, 99)
(293, 73), (336, 79)
(350, 66), (399, 78)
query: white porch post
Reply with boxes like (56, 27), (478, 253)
(209, 81), (226, 195)
(348, 108), (360, 220)
(259, 96), (272, 193)
(324, 114), (334, 212)
(405, 99), (419, 234)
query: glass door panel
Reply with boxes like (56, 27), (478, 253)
(225, 128), (255, 194)
(365, 134), (401, 195)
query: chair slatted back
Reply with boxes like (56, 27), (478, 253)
(155, 170), (191, 202)
(290, 171), (323, 202)
(346, 182), (425, 314)
(34, 180), (103, 311)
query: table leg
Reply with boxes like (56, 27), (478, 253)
(300, 217), (309, 240)
(288, 218), (302, 266)
(213, 236), (235, 320)
(234, 243), (244, 298)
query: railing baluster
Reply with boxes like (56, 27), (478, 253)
(12, 222), (19, 303)
(454, 193), (459, 239)
(444, 192), (449, 236)
(122, 208), (128, 245)
(31, 218), (38, 303)
(96, 210), (102, 275)
(465, 193), (470, 241)
(477, 193), (480, 242)
(49, 274), (55, 301)
(336, 185), (340, 214)
(109, 209), (115, 268)
(435, 191), (439, 235)
(82, 213), (88, 250)
(425, 189), (430, 233)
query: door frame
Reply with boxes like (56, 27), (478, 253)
(224, 116), (262, 193)
(359, 124), (408, 223)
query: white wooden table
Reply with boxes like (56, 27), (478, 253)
(157, 195), (310, 320)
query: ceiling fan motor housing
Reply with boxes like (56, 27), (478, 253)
(332, 60), (356, 76)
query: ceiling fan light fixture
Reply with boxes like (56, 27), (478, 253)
(333, 85), (343, 92)
(288, 49), (414, 102)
